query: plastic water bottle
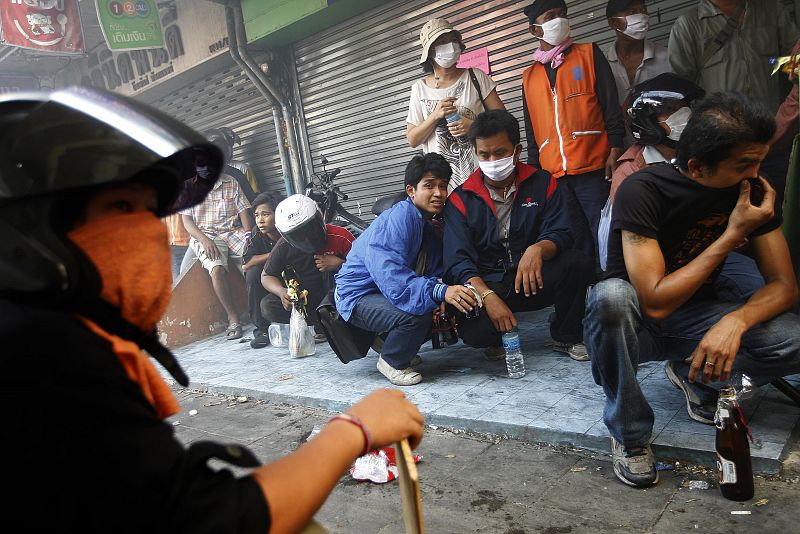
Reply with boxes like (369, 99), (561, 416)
(502, 329), (525, 378)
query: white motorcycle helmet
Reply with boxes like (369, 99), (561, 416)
(275, 194), (327, 254)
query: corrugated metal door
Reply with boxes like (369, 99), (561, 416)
(149, 62), (286, 195)
(292, 0), (704, 218)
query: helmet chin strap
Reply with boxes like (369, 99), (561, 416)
(76, 298), (190, 387)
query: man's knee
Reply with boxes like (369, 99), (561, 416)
(586, 279), (639, 327)
(210, 265), (227, 280)
(399, 310), (432, 333)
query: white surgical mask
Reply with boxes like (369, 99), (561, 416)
(434, 42), (461, 68)
(479, 151), (519, 182)
(660, 106), (692, 141)
(615, 13), (649, 40)
(534, 17), (571, 46)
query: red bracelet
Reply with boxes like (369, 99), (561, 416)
(328, 413), (372, 456)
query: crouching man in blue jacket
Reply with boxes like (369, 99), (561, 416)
(443, 109), (596, 361)
(335, 154), (478, 385)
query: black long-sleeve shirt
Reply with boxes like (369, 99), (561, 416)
(522, 42), (625, 167)
(0, 301), (270, 533)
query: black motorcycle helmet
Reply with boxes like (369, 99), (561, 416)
(275, 194), (327, 254)
(204, 126), (241, 162)
(0, 87), (224, 384)
(627, 73), (705, 148)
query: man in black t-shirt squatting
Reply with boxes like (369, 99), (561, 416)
(585, 92), (800, 489)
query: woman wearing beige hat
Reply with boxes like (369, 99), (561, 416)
(406, 18), (505, 192)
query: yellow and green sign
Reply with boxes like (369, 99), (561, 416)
(95, 0), (163, 51)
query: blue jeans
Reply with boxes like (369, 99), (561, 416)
(716, 252), (765, 301)
(347, 293), (431, 369)
(585, 277), (800, 448)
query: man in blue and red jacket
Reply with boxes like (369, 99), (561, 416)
(443, 109), (596, 361)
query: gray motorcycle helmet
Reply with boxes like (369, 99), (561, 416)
(0, 86), (224, 307)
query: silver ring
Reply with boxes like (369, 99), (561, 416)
(456, 296), (462, 303)
(705, 361), (715, 367)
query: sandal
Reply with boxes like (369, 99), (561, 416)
(225, 323), (242, 340)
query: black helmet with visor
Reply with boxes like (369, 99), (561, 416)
(627, 73), (705, 148)
(0, 87), (224, 385)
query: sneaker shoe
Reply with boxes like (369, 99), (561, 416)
(377, 356), (422, 386)
(484, 346), (506, 361)
(250, 331), (270, 349)
(664, 361), (717, 425)
(553, 341), (590, 362)
(410, 355), (423, 367)
(611, 438), (659, 488)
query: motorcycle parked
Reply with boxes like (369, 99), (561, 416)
(304, 155), (407, 234)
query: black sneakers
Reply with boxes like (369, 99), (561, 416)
(250, 330), (270, 349)
(664, 361), (717, 425)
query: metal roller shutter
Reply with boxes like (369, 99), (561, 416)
(292, 0), (704, 218)
(149, 61), (285, 195)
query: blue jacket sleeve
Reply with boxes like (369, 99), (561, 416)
(364, 207), (445, 315)
(536, 182), (573, 254)
(442, 199), (481, 285)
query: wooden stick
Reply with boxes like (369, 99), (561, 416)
(396, 438), (424, 534)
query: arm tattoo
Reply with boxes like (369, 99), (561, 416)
(622, 231), (648, 246)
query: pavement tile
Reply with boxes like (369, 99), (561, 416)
(169, 306), (800, 472)
(536, 456), (684, 530)
(651, 479), (800, 533)
(531, 412), (598, 435)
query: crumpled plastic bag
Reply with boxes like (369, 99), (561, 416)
(289, 306), (315, 358)
(349, 447), (422, 484)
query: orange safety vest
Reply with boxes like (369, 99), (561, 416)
(522, 43), (609, 178)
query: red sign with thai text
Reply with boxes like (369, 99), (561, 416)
(0, 0), (84, 54)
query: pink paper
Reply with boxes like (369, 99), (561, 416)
(457, 47), (491, 75)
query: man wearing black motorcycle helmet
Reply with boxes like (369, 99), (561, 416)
(609, 73), (705, 201)
(205, 126), (260, 201)
(0, 87), (424, 533)
(260, 194), (354, 339)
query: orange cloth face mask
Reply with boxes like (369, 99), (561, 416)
(68, 212), (179, 418)
(68, 211), (173, 332)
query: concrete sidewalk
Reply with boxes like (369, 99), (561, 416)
(170, 388), (800, 534)
(169, 308), (800, 473)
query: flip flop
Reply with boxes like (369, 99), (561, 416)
(225, 323), (242, 340)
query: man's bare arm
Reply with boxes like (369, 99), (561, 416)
(623, 178), (778, 321)
(181, 214), (208, 242)
(727, 228), (799, 329)
(685, 228), (799, 384)
(622, 229), (739, 321)
(240, 209), (254, 234)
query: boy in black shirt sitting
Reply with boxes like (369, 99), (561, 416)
(260, 195), (354, 342)
(244, 192), (282, 349)
(586, 92), (800, 488)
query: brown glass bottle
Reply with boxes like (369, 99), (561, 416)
(715, 386), (754, 501)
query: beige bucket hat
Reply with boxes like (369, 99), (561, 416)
(418, 18), (458, 64)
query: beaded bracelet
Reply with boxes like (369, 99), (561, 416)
(328, 413), (372, 456)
